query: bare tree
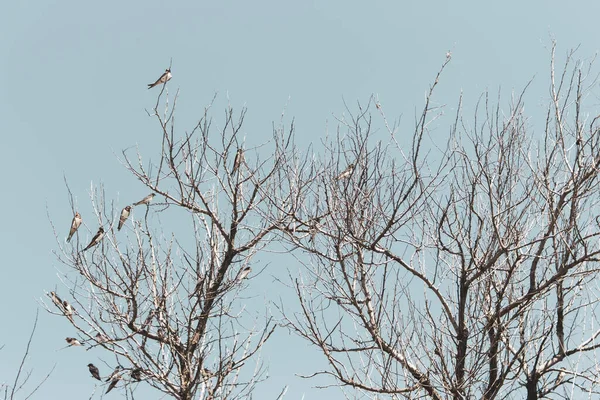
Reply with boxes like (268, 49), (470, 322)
(279, 43), (600, 399)
(46, 89), (302, 399)
(1, 312), (54, 400)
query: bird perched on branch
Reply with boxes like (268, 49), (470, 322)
(336, 163), (354, 180)
(88, 363), (101, 381)
(134, 193), (155, 206)
(83, 227), (104, 251)
(106, 374), (122, 394)
(62, 300), (75, 323)
(147, 68), (171, 89)
(66, 212), (82, 242)
(105, 366), (123, 382)
(232, 148), (244, 174)
(65, 337), (82, 346)
(49, 292), (64, 311)
(95, 332), (110, 343)
(118, 206), (131, 231)
(235, 266), (252, 282)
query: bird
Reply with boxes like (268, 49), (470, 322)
(66, 212), (82, 242)
(105, 366), (123, 382)
(63, 300), (74, 323)
(235, 266), (251, 282)
(83, 227), (104, 251)
(189, 277), (205, 299)
(147, 68), (172, 89)
(49, 292), (64, 311)
(130, 368), (142, 382)
(336, 164), (355, 180)
(106, 374), (121, 393)
(95, 332), (110, 343)
(134, 193), (155, 206)
(232, 148), (244, 174)
(88, 363), (101, 381)
(65, 337), (82, 346)
(117, 206), (132, 231)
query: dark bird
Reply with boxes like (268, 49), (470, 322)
(106, 375), (121, 393)
(88, 363), (101, 381)
(65, 337), (82, 346)
(147, 68), (172, 89)
(134, 193), (155, 206)
(105, 365), (123, 382)
(117, 206), (132, 231)
(131, 368), (142, 382)
(66, 212), (82, 242)
(232, 148), (244, 174)
(63, 300), (74, 323)
(336, 164), (355, 180)
(235, 266), (252, 282)
(83, 227), (104, 251)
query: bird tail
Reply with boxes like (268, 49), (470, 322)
(147, 83), (154, 89)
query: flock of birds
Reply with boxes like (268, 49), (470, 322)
(47, 70), (173, 394)
(51, 68), (356, 394)
(66, 193), (155, 251)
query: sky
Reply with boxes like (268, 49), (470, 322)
(1, 0), (600, 399)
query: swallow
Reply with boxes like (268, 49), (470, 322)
(336, 164), (355, 180)
(88, 363), (101, 381)
(105, 366), (123, 382)
(131, 368), (142, 382)
(134, 193), (155, 206)
(49, 292), (64, 311)
(65, 337), (82, 346)
(106, 374), (121, 394)
(83, 227), (105, 251)
(66, 212), (82, 242)
(95, 332), (110, 343)
(189, 277), (205, 299)
(63, 300), (74, 323)
(147, 68), (172, 89)
(232, 148), (244, 174)
(118, 206), (132, 231)
(235, 266), (251, 282)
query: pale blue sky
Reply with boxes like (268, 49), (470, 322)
(1, 1), (600, 398)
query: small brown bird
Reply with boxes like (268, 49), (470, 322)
(83, 227), (105, 251)
(147, 68), (172, 89)
(106, 374), (121, 393)
(232, 148), (244, 174)
(66, 212), (82, 242)
(65, 337), (82, 346)
(63, 300), (74, 323)
(134, 193), (155, 206)
(336, 164), (355, 180)
(88, 363), (101, 381)
(49, 292), (64, 311)
(105, 366), (123, 382)
(235, 266), (251, 282)
(117, 206), (132, 231)
(95, 332), (110, 343)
